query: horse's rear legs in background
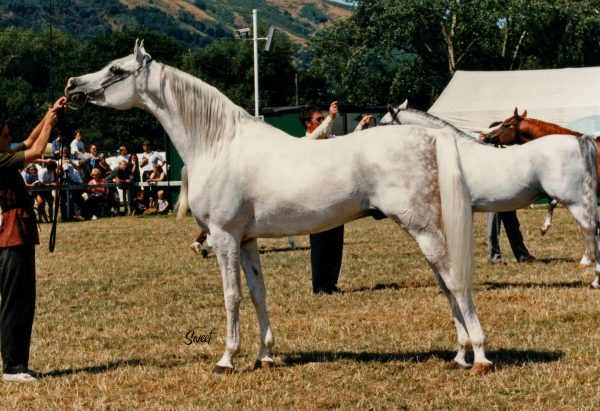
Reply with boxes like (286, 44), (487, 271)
(540, 198), (558, 236)
(564, 203), (600, 287)
(191, 230), (298, 257)
(405, 227), (492, 374)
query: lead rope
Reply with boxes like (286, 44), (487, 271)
(49, 107), (67, 252)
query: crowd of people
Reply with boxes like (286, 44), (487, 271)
(22, 131), (170, 222)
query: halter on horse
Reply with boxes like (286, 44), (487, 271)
(381, 104), (600, 270)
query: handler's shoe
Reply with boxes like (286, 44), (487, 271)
(3, 370), (39, 383)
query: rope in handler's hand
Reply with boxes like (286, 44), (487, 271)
(49, 104), (68, 253)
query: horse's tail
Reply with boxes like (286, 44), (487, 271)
(578, 135), (598, 221)
(175, 165), (190, 219)
(435, 132), (474, 291)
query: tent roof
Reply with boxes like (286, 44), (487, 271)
(428, 67), (600, 132)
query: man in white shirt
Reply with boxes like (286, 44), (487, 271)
(138, 139), (164, 181)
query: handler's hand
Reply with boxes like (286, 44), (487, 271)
(329, 101), (339, 120)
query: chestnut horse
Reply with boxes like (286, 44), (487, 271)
(481, 108), (597, 239)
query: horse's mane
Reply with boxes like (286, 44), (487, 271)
(162, 64), (256, 152)
(521, 117), (583, 137)
(399, 108), (484, 143)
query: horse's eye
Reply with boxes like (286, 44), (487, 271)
(110, 66), (125, 76)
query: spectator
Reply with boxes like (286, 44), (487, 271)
(130, 191), (148, 216)
(87, 145), (99, 172)
(139, 140), (164, 181)
(116, 145), (130, 165)
(0, 96), (64, 383)
(97, 153), (111, 179)
(38, 160), (58, 223)
(69, 129), (88, 161)
(22, 164), (48, 223)
(61, 159), (85, 221)
(84, 168), (108, 220)
(145, 163), (165, 202)
(51, 134), (66, 159)
(145, 189), (169, 215)
(113, 159), (132, 215)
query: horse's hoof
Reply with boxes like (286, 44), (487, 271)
(253, 360), (274, 370)
(540, 228), (547, 236)
(212, 365), (234, 374)
(471, 362), (494, 375)
(201, 249), (209, 258)
(590, 281), (600, 289)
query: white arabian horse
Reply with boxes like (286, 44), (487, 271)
(381, 104), (600, 275)
(63, 41), (591, 375)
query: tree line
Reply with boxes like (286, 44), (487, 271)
(0, 0), (598, 152)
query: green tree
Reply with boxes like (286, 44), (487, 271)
(305, 0), (600, 108)
(182, 28), (297, 109)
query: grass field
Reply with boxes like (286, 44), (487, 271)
(2, 207), (599, 409)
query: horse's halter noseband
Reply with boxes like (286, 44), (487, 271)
(67, 58), (152, 110)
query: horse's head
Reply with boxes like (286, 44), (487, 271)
(379, 100), (408, 125)
(481, 108), (528, 145)
(65, 40), (153, 110)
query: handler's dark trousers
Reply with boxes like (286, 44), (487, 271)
(487, 211), (531, 261)
(309, 225), (344, 294)
(0, 244), (36, 373)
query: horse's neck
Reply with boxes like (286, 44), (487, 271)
(400, 110), (461, 133)
(522, 118), (583, 138)
(144, 62), (254, 165)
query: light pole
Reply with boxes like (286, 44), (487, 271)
(234, 9), (275, 118)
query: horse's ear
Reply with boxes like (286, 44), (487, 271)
(521, 110), (527, 118)
(387, 104), (395, 115)
(513, 107), (519, 117)
(398, 99), (408, 109)
(135, 39), (152, 66)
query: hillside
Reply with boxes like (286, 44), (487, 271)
(0, 0), (353, 47)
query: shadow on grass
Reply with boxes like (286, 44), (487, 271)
(41, 354), (209, 378)
(280, 348), (563, 368)
(349, 282), (435, 293)
(483, 280), (586, 290)
(259, 246), (310, 254)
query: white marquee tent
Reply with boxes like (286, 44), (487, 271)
(428, 67), (600, 133)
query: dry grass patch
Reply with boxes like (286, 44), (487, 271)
(1, 207), (599, 409)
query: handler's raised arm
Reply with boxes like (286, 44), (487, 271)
(23, 97), (65, 163)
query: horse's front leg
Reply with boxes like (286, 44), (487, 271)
(541, 199), (558, 236)
(240, 238), (275, 369)
(211, 230), (242, 374)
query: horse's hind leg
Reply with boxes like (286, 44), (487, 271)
(565, 203), (600, 286)
(565, 202), (597, 268)
(240, 238), (275, 369)
(541, 199), (558, 235)
(407, 228), (492, 373)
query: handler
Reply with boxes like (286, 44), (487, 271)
(0, 96), (65, 382)
(300, 102), (373, 294)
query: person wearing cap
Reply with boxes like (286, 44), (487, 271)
(0, 96), (65, 382)
(138, 139), (164, 181)
(299, 102), (374, 295)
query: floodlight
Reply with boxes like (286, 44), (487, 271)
(234, 28), (251, 39)
(264, 26), (275, 51)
